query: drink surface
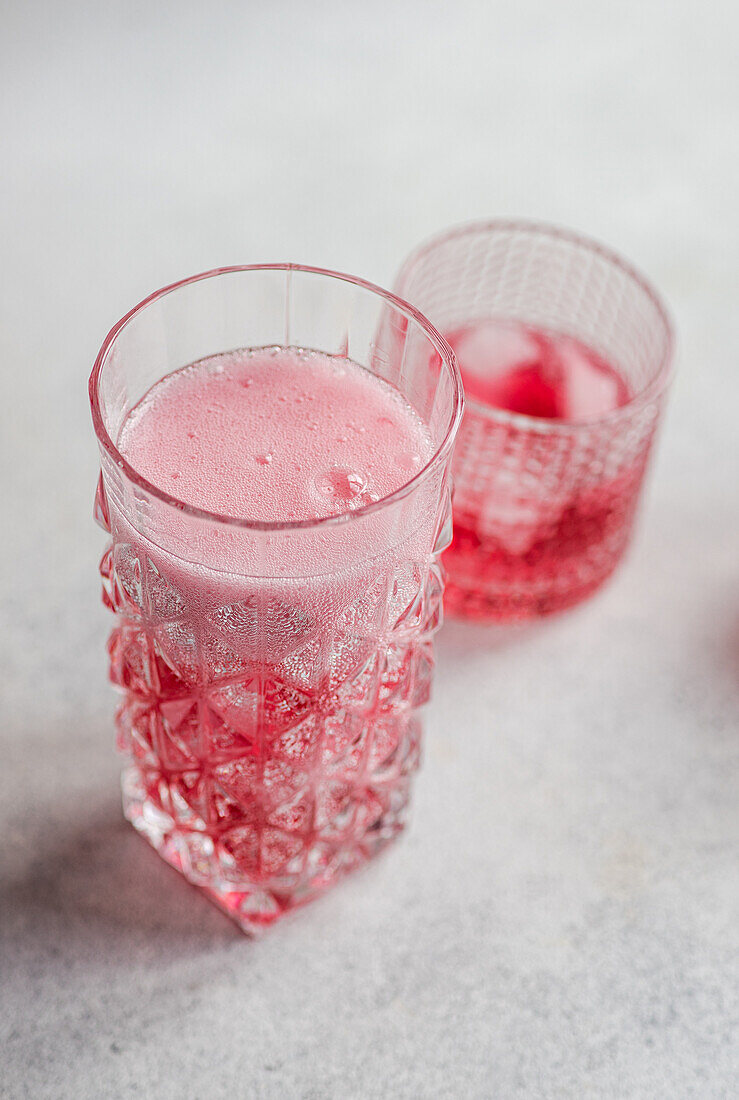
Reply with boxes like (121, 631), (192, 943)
(119, 346), (432, 523)
(445, 320), (630, 422)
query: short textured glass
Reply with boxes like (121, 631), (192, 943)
(89, 265), (462, 933)
(394, 221), (674, 620)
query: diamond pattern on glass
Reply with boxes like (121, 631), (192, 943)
(101, 488), (451, 934)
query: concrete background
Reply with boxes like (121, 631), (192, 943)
(1, 1), (737, 1096)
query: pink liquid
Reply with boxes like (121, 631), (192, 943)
(120, 346), (431, 524)
(443, 320), (644, 620)
(101, 347), (439, 931)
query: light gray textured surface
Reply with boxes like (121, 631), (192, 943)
(1, 2), (738, 1097)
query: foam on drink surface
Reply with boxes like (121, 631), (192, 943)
(119, 346), (432, 523)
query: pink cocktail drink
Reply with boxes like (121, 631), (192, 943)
(394, 222), (673, 620)
(444, 320), (641, 618)
(90, 267), (462, 933)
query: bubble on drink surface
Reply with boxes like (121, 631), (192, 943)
(313, 467), (378, 511)
(314, 467), (366, 501)
(255, 452), (274, 466)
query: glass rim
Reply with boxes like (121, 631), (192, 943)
(395, 217), (675, 435)
(89, 263), (464, 532)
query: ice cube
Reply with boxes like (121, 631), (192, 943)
(477, 482), (564, 555)
(450, 320), (541, 380)
(556, 335), (626, 421)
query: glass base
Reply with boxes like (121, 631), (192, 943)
(122, 765), (409, 935)
(443, 565), (618, 622)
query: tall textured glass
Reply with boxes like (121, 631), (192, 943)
(89, 265), (462, 933)
(394, 221), (674, 620)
